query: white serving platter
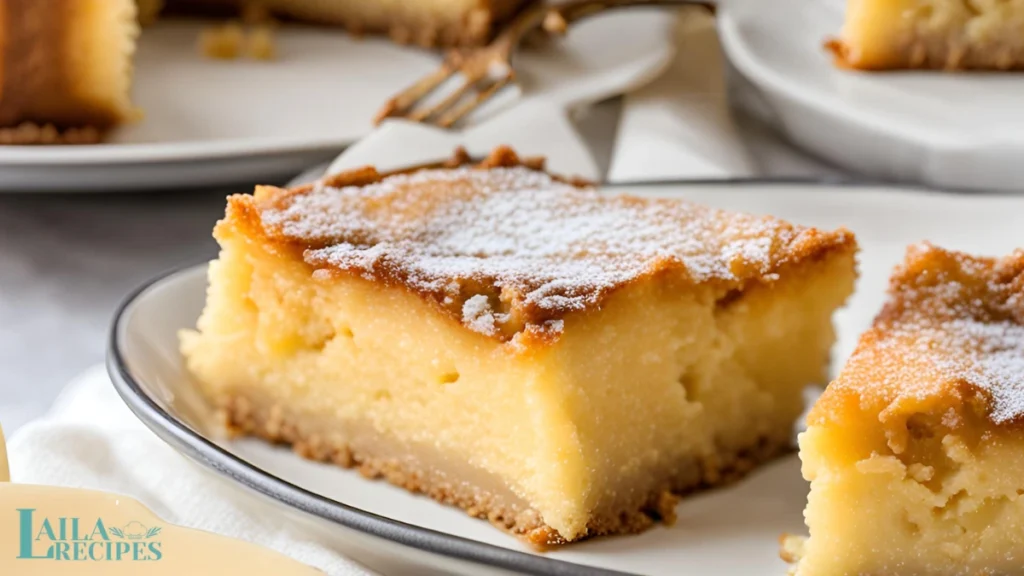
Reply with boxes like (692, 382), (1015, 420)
(109, 180), (1024, 575)
(718, 0), (1024, 192)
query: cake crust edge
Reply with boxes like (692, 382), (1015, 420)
(826, 34), (1024, 71)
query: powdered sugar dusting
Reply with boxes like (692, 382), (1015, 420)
(462, 294), (503, 337)
(258, 166), (850, 339)
(823, 245), (1024, 425)
(933, 319), (1024, 423)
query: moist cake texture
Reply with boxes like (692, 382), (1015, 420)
(829, 0), (1024, 70)
(181, 147), (858, 544)
(786, 243), (1024, 575)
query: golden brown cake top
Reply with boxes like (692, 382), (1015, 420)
(227, 148), (856, 343)
(811, 243), (1024, 429)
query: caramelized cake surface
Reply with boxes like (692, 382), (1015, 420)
(810, 243), (1024, 427)
(245, 148), (853, 343)
(789, 244), (1024, 575)
(182, 148), (858, 544)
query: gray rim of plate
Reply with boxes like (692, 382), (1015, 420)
(106, 177), (1003, 576)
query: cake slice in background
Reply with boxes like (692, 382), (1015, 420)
(0, 0), (138, 143)
(0, 0), (528, 142)
(828, 0), (1024, 70)
(181, 147), (858, 545)
(785, 243), (1024, 575)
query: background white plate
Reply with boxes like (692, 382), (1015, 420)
(110, 181), (1024, 575)
(718, 0), (1024, 192)
(0, 11), (674, 192)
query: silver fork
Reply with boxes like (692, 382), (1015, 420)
(374, 0), (714, 128)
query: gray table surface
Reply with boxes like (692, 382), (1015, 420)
(0, 187), (227, 433)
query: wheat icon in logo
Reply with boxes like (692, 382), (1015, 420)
(109, 521), (163, 540)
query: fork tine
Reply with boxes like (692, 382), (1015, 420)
(435, 73), (513, 129)
(373, 60), (459, 124)
(407, 74), (480, 123)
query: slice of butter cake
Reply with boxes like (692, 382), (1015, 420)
(828, 0), (1024, 70)
(0, 0), (138, 142)
(786, 243), (1024, 575)
(181, 147), (858, 545)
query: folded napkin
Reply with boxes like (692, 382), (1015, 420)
(7, 365), (377, 576)
(609, 8), (841, 182)
(609, 7), (754, 182)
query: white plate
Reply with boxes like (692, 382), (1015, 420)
(108, 180), (1024, 575)
(1, 12), (674, 192)
(718, 0), (1024, 192)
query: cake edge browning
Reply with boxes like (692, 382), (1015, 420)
(825, 36), (1024, 71)
(219, 390), (794, 547)
(808, 243), (1024, 430)
(225, 146), (858, 346)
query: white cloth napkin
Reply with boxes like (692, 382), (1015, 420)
(609, 8), (841, 182)
(7, 365), (378, 576)
(609, 8), (755, 182)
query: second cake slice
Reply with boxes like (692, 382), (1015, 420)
(181, 148), (858, 544)
(786, 243), (1024, 575)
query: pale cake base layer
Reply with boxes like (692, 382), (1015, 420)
(219, 387), (793, 545)
(832, 0), (1024, 69)
(792, 412), (1024, 575)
